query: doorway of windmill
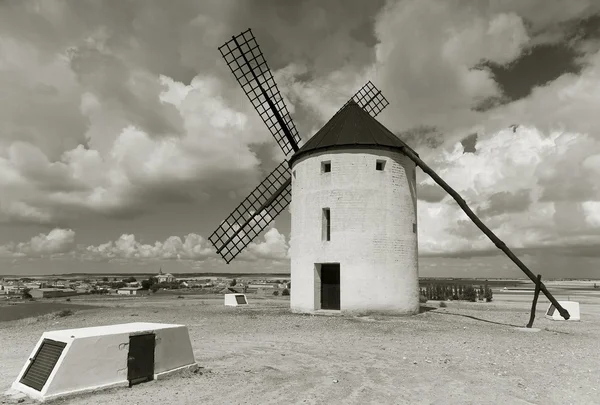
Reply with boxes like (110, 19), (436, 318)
(319, 263), (340, 310)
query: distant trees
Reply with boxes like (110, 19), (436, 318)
(110, 281), (126, 289)
(420, 281), (492, 303)
(484, 280), (493, 302)
(140, 277), (178, 292)
(123, 277), (137, 283)
(22, 287), (32, 300)
(463, 286), (477, 302)
(102, 277), (109, 282)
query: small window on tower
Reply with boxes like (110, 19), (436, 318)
(376, 160), (386, 171)
(322, 208), (331, 241)
(321, 161), (331, 173)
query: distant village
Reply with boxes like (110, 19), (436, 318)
(0, 268), (291, 300)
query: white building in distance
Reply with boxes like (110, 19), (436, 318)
(156, 269), (175, 284)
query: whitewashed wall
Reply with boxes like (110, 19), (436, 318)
(290, 148), (419, 314)
(12, 323), (196, 401)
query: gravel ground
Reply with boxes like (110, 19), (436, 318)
(1, 294), (599, 405)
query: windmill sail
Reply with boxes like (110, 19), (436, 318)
(339, 81), (389, 118)
(209, 161), (291, 263)
(219, 29), (302, 156)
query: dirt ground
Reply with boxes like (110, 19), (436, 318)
(1, 291), (599, 405)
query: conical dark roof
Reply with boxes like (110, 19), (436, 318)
(288, 100), (417, 166)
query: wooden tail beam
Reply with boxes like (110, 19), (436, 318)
(526, 274), (543, 328)
(400, 146), (571, 320)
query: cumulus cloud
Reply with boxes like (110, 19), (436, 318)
(0, 228), (76, 258)
(2, 0), (600, 264)
(83, 233), (215, 261)
(0, 72), (266, 223)
(82, 226), (289, 263)
(368, 1), (529, 135)
(244, 227), (290, 261)
(417, 126), (600, 255)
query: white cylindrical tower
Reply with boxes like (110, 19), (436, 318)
(289, 146), (419, 315)
(287, 100), (419, 315)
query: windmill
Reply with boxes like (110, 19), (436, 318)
(209, 28), (570, 320)
(208, 29), (388, 264)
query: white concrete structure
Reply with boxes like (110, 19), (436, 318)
(288, 101), (419, 315)
(117, 287), (146, 295)
(224, 293), (249, 306)
(11, 322), (196, 402)
(546, 301), (581, 321)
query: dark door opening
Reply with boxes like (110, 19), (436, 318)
(320, 263), (340, 310)
(127, 333), (155, 387)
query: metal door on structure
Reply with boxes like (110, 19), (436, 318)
(127, 333), (155, 386)
(320, 263), (340, 310)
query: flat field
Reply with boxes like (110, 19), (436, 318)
(1, 284), (599, 405)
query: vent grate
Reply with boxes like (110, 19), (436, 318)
(20, 339), (66, 391)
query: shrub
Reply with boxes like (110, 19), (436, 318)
(439, 301), (447, 308)
(484, 280), (493, 302)
(150, 285), (160, 293)
(57, 309), (74, 317)
(463, 286), (477, 302)
(21, 288), (32, 300)
(281, 288), (290, 296)
(177, 295), (184, 299)
(419, 294), (428, 304)
(272, 290), (279, 296)
(484, 287), (493, 302)
(66, 298), (71, 302)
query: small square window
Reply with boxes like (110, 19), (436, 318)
(376, 160), (386, 171)
(321, 161), (331, 173)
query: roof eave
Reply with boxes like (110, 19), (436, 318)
(288, 144), (418, 167)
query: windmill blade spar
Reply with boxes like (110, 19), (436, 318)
(219, 29), (302, 156)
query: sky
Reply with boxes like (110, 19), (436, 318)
(1, 0), (600, 278)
